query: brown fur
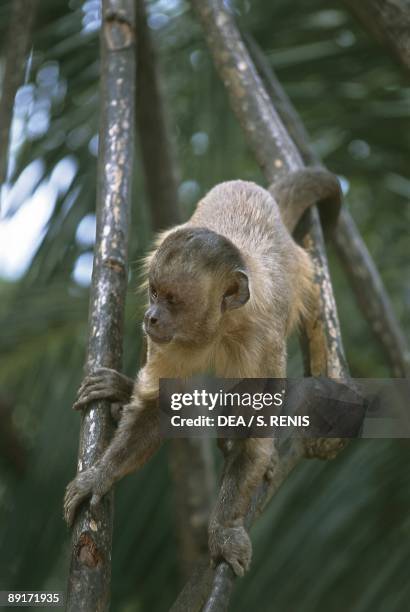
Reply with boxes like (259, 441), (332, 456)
(139, 178), (316, 382)
(64, 169), (341, 576)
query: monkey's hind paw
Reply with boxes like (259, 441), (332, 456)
(63, 467), (105, 527)
(209, 522), (252, 577)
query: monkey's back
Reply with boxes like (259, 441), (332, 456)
(189, 180), (291, 260)
(188, 180), (314, 334)
(188, 180), (305, 297)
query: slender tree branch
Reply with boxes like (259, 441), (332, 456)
(169, 559), (214, 612)
(242, 33), (318, 167)
(170, 1), (350, 609)
(0, 0), (37, 200)
(66, 2), (135, 610)
(341, 0), (410, 74)
(136, 0), (181, 229)
(246, 33), (410, 378)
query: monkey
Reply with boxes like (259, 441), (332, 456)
(64, 168), (341, 577)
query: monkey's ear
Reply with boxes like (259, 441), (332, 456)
(222, 270), (250, 311)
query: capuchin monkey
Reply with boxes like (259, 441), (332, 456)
(64, 168), (341, 577)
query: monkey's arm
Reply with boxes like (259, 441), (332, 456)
(209, 437), (273, 576)
(73, 367), (134, 411)
(64, 396), (160, 526)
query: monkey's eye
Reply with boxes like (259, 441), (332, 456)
(150, 285), (157, 299)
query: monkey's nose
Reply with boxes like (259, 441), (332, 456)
(144, 305), (161, 329)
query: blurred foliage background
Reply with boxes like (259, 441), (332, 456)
(0, 0), (409, 610)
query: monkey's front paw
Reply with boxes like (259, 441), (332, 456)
(209, 522), (252, 577)
(73, 368), (133, 410)
(63, 466), (112, 527)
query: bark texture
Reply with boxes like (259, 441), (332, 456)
(66, 2), (135, 610)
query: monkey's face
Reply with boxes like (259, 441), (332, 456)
(143, 268), (250, 348)
(144, 228), (250, 348)
(143, 272), (215, 346)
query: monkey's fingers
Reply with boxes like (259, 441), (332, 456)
(74, 368), (132, 410)
(210, 555), (248, 578)
(75, 378), (113, 402)
(64, 480), (91, 527)
(228, 555), (249, 578)
(77, 368), (115, 395)
(73, 387), (112, 410)
(76, 378), (99, 398)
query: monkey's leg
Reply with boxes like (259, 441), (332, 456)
(209, 437), (273, 576)
(64, 398), (160, 526)
(73, 367), (134, 411)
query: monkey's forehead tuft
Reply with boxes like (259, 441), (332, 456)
(153, 227), (245, 272)
(149, 268), (201, 291)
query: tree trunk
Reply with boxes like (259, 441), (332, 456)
(66, 2), (135, 610)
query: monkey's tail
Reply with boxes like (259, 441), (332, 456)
(269, 167), (342, 234)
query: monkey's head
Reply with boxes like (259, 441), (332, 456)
(144, 228), (250, 347)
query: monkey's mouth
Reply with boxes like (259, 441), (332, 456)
(144, 324), (174, 345)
